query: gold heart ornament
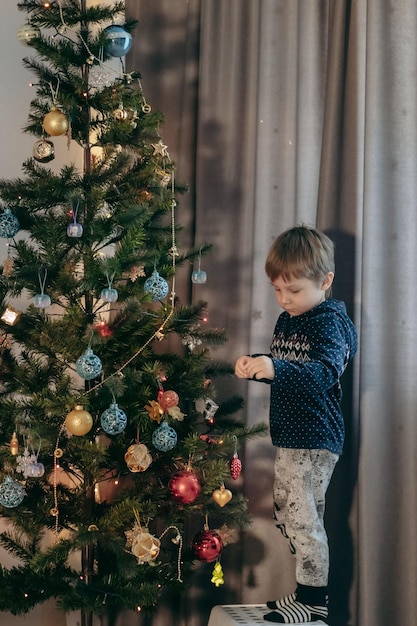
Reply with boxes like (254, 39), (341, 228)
(212, 485), (232, 507)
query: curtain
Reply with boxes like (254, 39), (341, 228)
(126, 2), (417, 626)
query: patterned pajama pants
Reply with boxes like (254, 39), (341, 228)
(273, 448), (339, 587)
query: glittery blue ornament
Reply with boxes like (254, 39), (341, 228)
(104, 25), (133, 57)
(76, 347), (102, 380)
(100, 402), (127, 435)
(0, 476), (25, 508)
(144, 270), (169, 301)
(152, 420), (177, 452)
(0, 208), (20, 238)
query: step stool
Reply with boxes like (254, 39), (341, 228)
(207, 605), (327, 626)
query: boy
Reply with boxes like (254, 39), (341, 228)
(235, 225), (357, 624)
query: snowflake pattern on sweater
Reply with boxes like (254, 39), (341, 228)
(257, 299), (357, 454)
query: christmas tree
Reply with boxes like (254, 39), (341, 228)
(0, 1), (266, 624)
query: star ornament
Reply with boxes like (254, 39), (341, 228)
(152, 140), (168, 157)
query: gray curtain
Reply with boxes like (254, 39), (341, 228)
(126, 2), (417, 626)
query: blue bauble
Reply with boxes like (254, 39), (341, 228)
(101, 287), (118, 303)
(33, 293), (51, 308)
(144, 270), (169, 301)
(67, 222), (83, 237)
(100, 402), (127, 435)
(104, 25), (132, 57)
(152, 420), (177, 452)
(0, 208), (20, 239)
(76, 347), (102, 380)
(0, 476), (25, 508)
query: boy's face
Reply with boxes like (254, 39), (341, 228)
(271, 273), (334, 317)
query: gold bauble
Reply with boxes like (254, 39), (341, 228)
(42, 107), (69, 136)
(65, 405), (93, 436)
(124, 443), (152, 472)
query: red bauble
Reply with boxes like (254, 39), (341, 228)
(192, 529), (223, 562)
(159, 390), (179, 411)
(94, 320), (113, 337)
(168, 469), (201, 504)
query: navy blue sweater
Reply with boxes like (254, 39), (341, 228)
(254, 299), (357, 454)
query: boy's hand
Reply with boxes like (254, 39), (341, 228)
(235, 355), (274, 380)
(235, 355), (252, 378)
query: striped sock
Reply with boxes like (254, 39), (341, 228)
(263, 600), (328, 623)
(266, 593), (297, 610)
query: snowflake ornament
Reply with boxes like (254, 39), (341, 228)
(16, 448), (37, 477)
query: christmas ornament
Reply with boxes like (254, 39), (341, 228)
(138, 190), (153, 202)
(122, 265), (145, 281)
(0, 476), (25, 508)
(212, 484), (233, 507)
(65, 405), (93, 436)
(15, 432), (44, 478)
(113, 104), (128, 120)
(144, 269), (169, 301)
(182, 333), (202, 351)
(26, 461), (45, 477)
(145, 399), (163, 423)
(93, 319), (113, 337)
(131, 530), (161, 564)
(154, 167), (171, 188)
(100, 402), (127, 435)
(103, 25), (133, 57)
(2, 250), (14, 277)
(0, 209), (20, 239)
(17, 23), (40, 45)
(33, 268), (51, 309)
(0, 306), (21, 326)
(101, 272), (118, 303)
(67, 200), (83, 237)
(10, 432), (18, 455)
(167, 405), (185, 421)
(33, 138), (55, 163)
(202, 398), (219, 425)
(168, 468), (201, 505)
(192, 528), (223, 563)
(43, 107), (69, 136)
(158, 390), (179, 411)
(76, 347), (102, 380)
(151, 420), (177, 452)
(124, 443), (152, 472)
(88, 62), (115, 92)
(192, 247), (207, 284)
(211, 561), (225, 587)
(230, 436), (242, 479)
(152, 140), (168, 157)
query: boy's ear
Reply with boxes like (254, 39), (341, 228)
(322, 272), (334, 291)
